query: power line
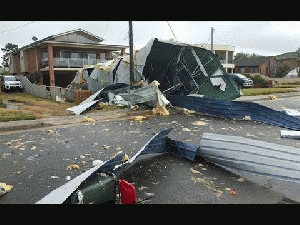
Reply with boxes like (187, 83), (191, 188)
(167, 21), (177, 41)
(1, 21), (35, 33)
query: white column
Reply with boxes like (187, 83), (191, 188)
(225, 50), (229, 64)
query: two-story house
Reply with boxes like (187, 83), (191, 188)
(8, 29), (128, 87)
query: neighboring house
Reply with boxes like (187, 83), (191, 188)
(194, 44), (235, 73)
(234, 57), (275, 76)
(234, 52), (300, 77)
(7, 29), (128, 87)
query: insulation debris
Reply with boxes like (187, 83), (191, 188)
(269, 95), (277, 100)
(152, 105), (170, 116)
(0, 183), (13, 197)
(83, 117), (96, 122)
(67, 165), (80, 171)
(191, 177), (223, 198)
(183, 108), (196, 115)
(128, 115), (150, 122)
(191, 121), (207, 126)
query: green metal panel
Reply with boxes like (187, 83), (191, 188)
(142, 39), (240, 101)
(70, 173), (116, 204)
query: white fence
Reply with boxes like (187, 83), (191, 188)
(18, 75), (75, 102)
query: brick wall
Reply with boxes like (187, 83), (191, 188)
(75, 89), (92, 104)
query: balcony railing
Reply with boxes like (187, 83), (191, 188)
(42, 58), (105, 68)
(220, 60), (233, 64)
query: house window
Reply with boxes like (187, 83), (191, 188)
(71, 52), (79, 58)
(79, 52), (88, 59)
(61, 50), (71, 58)
(42, 52), (48, 61)
(88, 53), (96, 59)
(100, 53), (105, 61)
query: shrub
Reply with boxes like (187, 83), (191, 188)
(244, 74), (269, 87)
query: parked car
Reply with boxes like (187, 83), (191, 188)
(228, 73), (253, 88)
(0, 75), (23, 92)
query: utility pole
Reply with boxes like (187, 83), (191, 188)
(211, 27), (215, 54)
(129, 21), (134, 85)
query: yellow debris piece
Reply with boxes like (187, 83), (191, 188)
(0, 182), (13, 196)
(83, 117), (96, 122)
(268, 95), (277, 100)
(67, 164), (80, 171)
(191, 121), (207, 126)
(152, 105), (170, 116)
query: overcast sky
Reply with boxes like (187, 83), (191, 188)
(1, 21), (300, 64)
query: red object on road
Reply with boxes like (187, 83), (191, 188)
(230, 190), (237, 195)
(119, 180), (137, 204)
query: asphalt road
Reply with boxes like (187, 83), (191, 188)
(1, 96), (300, 204)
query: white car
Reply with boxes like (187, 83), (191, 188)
(1, 75), (23, 91)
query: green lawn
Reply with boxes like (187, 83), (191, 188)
(0, 109), (37, 122)
(242, 87), (299, 96)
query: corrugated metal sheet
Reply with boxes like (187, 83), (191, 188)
(67, 88), (104, 115)
(199, 133), (300, 183)
(167, 95), (300, 131)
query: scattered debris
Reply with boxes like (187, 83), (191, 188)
(191, 177), (223, 198)
(67, 165), (80, 171)
(83, 117), (96, 122)
(122, 154), (130, 162)
(237, 178), (245, 182)
(66, 176), (71, 181)
(0, 183), (13, 197)
(92, 160), (104, 167)
(242, 116), (251, 121)
(47, 129), (55, 133)
(190, 168), (202, 174)
(183, 108), (196, 115)
(103, 145), (110, 150)
(191, 121), (207, 126)
(50, 176), (60, 179)
(152, 105), (170, 116)
(269, 95), (277, 100)
(144, 192), (155, 197)
(128, 115), (150, 122)
(182, 128), (191, 132)
(230, 190), (237, 195)
(138, 186), (148, 191)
